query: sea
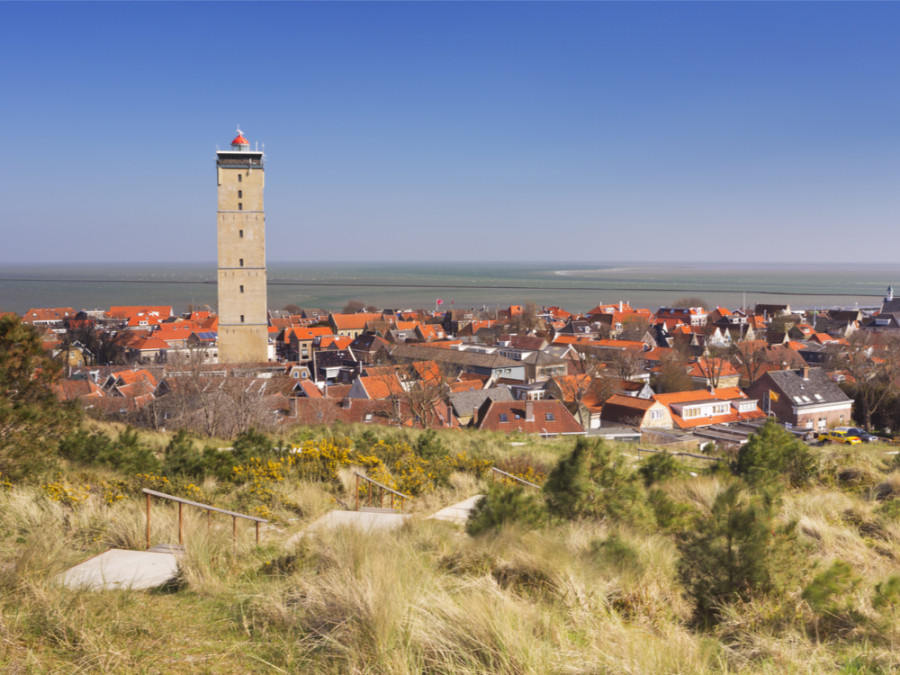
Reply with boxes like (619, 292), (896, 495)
(1, 261), (898, 316)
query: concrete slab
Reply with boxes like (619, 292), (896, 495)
(58, 549), (179, 591)
(307, 509), (410, 533)
(428, 495), (483, 526)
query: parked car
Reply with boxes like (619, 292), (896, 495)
(841, 426), (879, 443)
(817, 429), (862, 445)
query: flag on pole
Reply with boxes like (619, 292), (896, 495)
(436, 299), (443, 306)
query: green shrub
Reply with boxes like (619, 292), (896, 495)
(543, 437), (651, 527)
(466, 483), (546, 536)
(638, 451), (683, 487)
(735, 420), (818, 487)
(677, 482), (798, 626)
(802, 560), (864, 633)
(58, 427), (160, 474)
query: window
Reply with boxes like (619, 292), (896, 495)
(364, 413), (373, 422)
(237, 174), (242, 182)
(240, 315), (245, 323)
(499, 413), (509, 423)
(239, 258), (244, 267)
(650, 409), (663, 420)
(238, 203), (242, 210)
(239, 229), (244, 238)
(238, 190), (242, 199)
(240, 285), (244, 293)
(545, 412), (555, 421)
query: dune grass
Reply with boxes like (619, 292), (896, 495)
(4, 427), (900, 672)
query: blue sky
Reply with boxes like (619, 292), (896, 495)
(3, 1), (899, 264)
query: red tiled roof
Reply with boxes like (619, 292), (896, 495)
(330, 313), (384, 331)
(474, 400), (584, 435)
(22, 307), (75, 324)
(357, 375), (405, 399)
(108, 305), (173, 319)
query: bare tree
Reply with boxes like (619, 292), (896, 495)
(831, 333), (900, 431)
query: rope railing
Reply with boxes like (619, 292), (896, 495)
(142, 488), (268, 554)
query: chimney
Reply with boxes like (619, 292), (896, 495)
(801, 366), (810, 381)
(619, 300), (623, 312)
(289, 396), (298, 418)
(342, 396), (352, 410)
(472, 405), (479, 426)
(525, 399), (535, 422)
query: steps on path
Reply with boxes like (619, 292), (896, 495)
(57, 548), (180, 591)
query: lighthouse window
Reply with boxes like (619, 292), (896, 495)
(240, 285), (244, 293)
(240, 315), (245, 323)
(238, 202), (242, 210)
(238, 190), (242, 199)
(239, 229), (243, 238)
(237, 174), (242, 182)
(239, 258), (244, 267)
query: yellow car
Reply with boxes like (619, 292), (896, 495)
(817, 430), (862, 445)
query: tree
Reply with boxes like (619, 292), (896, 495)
(0, 316), (80, 479)
(508, 301), (544, 334)
(655, 352), (692, 393)
(677, 483), (797, 626)
(735, 419), (818, 488)
(60, 313), (128, 366)
(673, 297), (708, 309)
(342, 300), (367, 314)
(543, 437), (650, 526)
(730, 340), (769, 387)
(831, 333), (900, 431)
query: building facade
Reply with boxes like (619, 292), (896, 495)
(216, 130), (268, 363)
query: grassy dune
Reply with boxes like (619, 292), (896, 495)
(2, 425), (900, 673)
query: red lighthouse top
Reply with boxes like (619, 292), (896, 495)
(231, 129), (249, 147)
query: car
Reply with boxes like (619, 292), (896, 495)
(841, 426), (879, 443)
(817, 429), (862, 444)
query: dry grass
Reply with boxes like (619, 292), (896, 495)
(5, 427), (900, 672)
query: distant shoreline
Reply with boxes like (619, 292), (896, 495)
(0, 276), (885, 299)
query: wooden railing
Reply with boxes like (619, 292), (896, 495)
(636, 447), (723, 462)
(143, 488), (268, 553)
(490, 467), (542, 490)
(353, 471), (412, 511)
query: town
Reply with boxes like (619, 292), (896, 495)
(15, 285), (900, 449)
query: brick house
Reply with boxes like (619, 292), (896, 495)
(745, 366), (853, 431)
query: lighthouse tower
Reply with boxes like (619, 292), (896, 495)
(216, 129), (268, 363)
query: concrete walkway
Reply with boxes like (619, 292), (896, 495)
(428, 495), (483, 526)
(306, 509), (410, 533)
(58, 548), (179, 591)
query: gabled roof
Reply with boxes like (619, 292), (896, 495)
(474, 399), (584, 434)
(22, 307), (75, 323)
(330, 312), (385, 331)
(762, 367), (851, 406)
(449, 386), (514, 417)
(355, 374), (405, 399)
(653, 387), (764, 429)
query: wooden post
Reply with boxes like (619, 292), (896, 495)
(145, 492), (152, 549)
(232, 516), (237, 556)
(178, 502), (184, 546)
(255, 520), (260, 546)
